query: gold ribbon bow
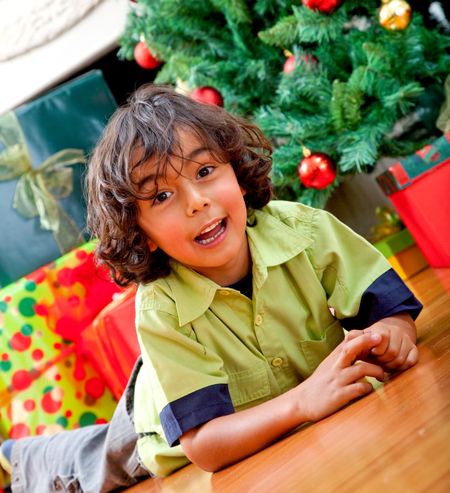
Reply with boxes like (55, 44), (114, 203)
(0, 111), (86, 254)
(437, 74), (450, 133)
(368, 206), (403, 244)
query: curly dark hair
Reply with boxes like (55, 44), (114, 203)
(86, 84), (273, 286)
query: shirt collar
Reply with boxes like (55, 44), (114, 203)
(165, 206), (313, 325)
(168, 262), (218, 326)
(247, 208), (312, 268)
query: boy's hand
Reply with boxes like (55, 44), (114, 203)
(300, 332), (385, 422)
(181, 332), (388, 472)
(346, 313), (418, 372)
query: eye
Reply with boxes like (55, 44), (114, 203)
(153, 191), (172, 204)
(197, 165), (215, 178)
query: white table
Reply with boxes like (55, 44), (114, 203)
(0, 0), (129, 114)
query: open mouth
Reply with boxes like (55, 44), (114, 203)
(195, 219), (227, 245)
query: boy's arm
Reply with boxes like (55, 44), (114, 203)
(180, 332), (384, 472)
(347, 312), (418, 372)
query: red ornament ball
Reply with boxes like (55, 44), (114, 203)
(190, 86), (224, 107)
(298, 152), (337, 189)
(133, 41), (161, 70)
(283, 53), (318, 74)
(302, 0), (343, 14)
(283, 55), (296, 74)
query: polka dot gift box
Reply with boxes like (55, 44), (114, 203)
(0, 347), (118, 439)
(0, 241), (122, 439)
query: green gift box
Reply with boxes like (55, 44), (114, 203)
(0, 70), (117, 288)
(373, 228), (428, 281)
(373, 228), (415, 258)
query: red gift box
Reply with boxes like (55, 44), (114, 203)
(377, 135), (450, 267)
(81, 287), (139, 400)
(0, 241), (122, 439)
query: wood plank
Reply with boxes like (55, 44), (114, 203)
(126, 267), (450, 493)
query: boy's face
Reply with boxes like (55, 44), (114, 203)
(134, 128), (250, 286)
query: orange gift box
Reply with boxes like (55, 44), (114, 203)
(81, 287), (140, 400)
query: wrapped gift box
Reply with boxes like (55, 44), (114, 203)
(374, 228), (428, 280)
(0, 70), (117, 288)
(82, 286), (139, 400)
(376, 133), (450, 267)
(0, 242), (121, 438)
(0, 348), (118, 439)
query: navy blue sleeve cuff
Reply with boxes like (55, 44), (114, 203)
(340, 268), (423, 330)
(160, 383), (235, 447)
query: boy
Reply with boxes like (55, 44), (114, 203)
(0, 85), (422, 492)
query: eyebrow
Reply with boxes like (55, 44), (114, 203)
(185, 146), (210, 161)
(136, 146), (211, 191)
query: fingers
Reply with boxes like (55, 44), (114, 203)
(370, 329), (401, 361)
(368, 331), (418, 371)
(344, 361), (385, 383)
(340, 381), (374, 403)
(344, 330), (381, 362)
(398, 344), (419, 371)
(378, 338), (408, 370)
(345, 330), (362, 342)
(370, 333), (390, 357)
(346, 328), (419, 373)
(339, 333), (382, 368)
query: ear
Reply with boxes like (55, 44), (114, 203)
(147, 239), (158, 252)
(240, 186), (247, 196)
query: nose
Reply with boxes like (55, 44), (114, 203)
(185, 184), (210, 216)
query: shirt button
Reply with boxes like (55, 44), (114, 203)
(219, 290), (230, 296)
(255, 314), (263, 325)
(271, 357), (284, 367)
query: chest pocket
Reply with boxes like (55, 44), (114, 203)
(227, 361), (271, 408)
(300, 321), (345, 374)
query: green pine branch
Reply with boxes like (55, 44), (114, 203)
(119, 0), (450, 207)
(258, 15), (298, 46)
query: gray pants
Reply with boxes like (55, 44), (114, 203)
(9, 358), (151, 493)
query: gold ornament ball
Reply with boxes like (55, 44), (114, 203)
(379, 0), (412, 31)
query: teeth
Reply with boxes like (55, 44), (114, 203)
(200, 220), (221, 235)
(197, 223), (226, 245)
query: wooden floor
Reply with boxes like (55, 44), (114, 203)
(126, 267), (450, 493)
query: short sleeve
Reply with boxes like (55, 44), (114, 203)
(137, 303), (235, 447)
(308, 209), (422, 328)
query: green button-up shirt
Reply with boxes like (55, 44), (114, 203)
(133, 201), (398, 476)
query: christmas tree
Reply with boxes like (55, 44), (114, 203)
(119, 0), (450, 207)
